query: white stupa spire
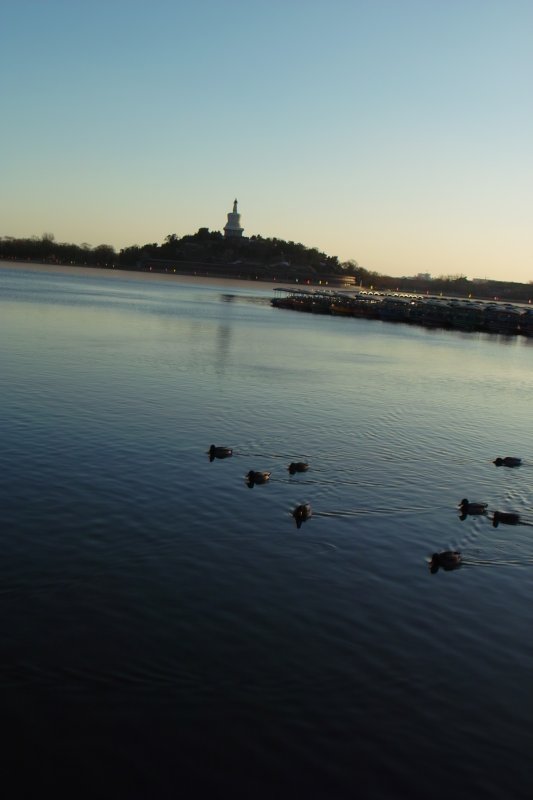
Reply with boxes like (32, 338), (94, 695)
(224, 198), (244, 238)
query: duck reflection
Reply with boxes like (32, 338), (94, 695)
(492, 511), (521, 528)
(458, 498), (488, 520)
(246, 471), (271, 488)
(209, 445), (233, 462)
(292, 503), (312, 529)
(429, 551), (462, 574)
(493, 457), (521, 467)
(288, 462), (309, 475)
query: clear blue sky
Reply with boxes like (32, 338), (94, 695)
(1, 0), (532, 281)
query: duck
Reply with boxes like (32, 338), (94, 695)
(292, 503), (312, 529)
(459, 498), (488, 515)
(493, 457), (522, 467)
(246, 470), (271, 488)
(492, 510), (520, 528)
(209, 445), (233, 462)
(429, 551), (462, 573)
(288, 462), (309, 474)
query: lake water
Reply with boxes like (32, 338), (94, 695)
(1, 262), (532, 799)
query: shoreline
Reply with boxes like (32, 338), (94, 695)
(0, 259), (290, 293)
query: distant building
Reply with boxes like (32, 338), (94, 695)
(224, 198), (244, 239)
(416, 273), (431, 280)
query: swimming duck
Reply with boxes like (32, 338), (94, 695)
(429, 551), (462, 573)
(288, 462), (309, 474)
(493, 457), (521, 467)
(246, 470), (271, 488)
(292, 503), (312, 529)
(209, 445), (233, 462)
(459, 498), (488, 516)
(492, 510), (520, 528)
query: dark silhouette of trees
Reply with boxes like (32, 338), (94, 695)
(1, 230), (532, 303)
(0, 235), (117, 267)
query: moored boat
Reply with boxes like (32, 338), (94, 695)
(483, 304), (521, 334)
(271, 289), (527, 339)
(519, 309), (533, 336)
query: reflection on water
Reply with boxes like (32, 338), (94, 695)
(1, 263), (532, 799)
(215, 322), (232, 373)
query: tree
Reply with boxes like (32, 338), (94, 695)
(93, 244), (116, 265)
(341, 260), (359, 275)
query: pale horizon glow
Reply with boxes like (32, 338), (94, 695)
(1, 0), (532, 282)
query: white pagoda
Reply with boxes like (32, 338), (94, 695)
(224, 198), (244, 239)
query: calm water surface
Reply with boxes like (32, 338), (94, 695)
(1, 263), (532, 798)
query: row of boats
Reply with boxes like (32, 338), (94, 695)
(271, 288), (533, 336)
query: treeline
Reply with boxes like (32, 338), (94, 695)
(121, 229), (342, 273)
(0, 229), (339, 271)
(0, 233), (117, 268)
(1, 230), (531, 303)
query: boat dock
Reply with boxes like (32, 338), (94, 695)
(271, 288), (533, 337)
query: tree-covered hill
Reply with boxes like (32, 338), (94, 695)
(1, 230), (531, 303)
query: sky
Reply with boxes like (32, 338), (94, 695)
(1, 0), (532, 281)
